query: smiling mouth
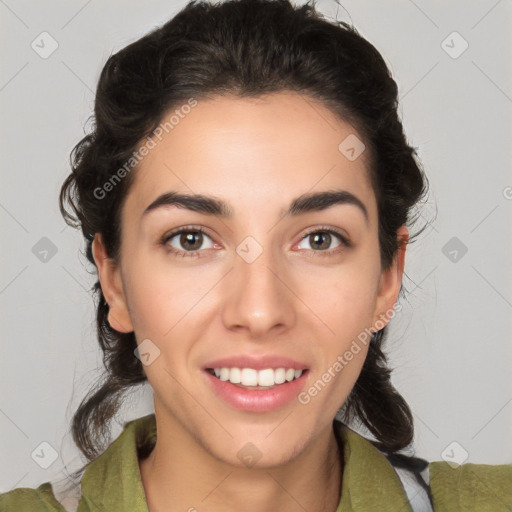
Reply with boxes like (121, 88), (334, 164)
(205, 367), (308, 389)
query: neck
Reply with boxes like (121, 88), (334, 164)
(139, 415), (343, 512)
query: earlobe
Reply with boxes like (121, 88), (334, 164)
(372, 226), (409, 328)
(91, 233), (134, 333)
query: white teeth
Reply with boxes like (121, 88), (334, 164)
(285, 368), (295, 382)
(229, 367), (241, 384)
(258, 368), (274, 387)
(274, 368), (286, 384)
(240, 368), (258, 386)
(210, 367), (305, 386)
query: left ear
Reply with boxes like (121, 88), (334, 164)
(372, 225), (409, 328)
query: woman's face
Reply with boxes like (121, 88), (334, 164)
(93, 91), (406, 468)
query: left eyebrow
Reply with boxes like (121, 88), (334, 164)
(141, 189), (369, 226)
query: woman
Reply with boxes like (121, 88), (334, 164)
(1, 0), (510, 510)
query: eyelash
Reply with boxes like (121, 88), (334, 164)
(160, 224), (351, 259)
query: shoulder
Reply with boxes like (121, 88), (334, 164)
(336, 419), (512, 512)
(428, 460), (512, 511)
(0, 414), (154, 512)
(0, 482), (67, 511)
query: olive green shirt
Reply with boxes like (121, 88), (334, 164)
(1, 414), (511, 511)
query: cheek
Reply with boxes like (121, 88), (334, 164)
(321, 291), (373, 376)
(307, 267), (379, 337)
(122, 258), (212, 338)
(299, 264), (378, 387)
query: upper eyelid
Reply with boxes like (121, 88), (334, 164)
(301, 225), (349, 240)
(163, 225), (215, 242)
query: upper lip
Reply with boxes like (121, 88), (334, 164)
(203, 355), (310, 371)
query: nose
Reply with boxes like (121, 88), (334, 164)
(220, 238), (296, 339)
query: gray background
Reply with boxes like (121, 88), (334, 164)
(1, 0), (511, 492)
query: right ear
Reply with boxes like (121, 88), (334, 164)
(91, 233), (134, 333)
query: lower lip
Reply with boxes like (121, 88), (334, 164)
(203, 370), (309, 412)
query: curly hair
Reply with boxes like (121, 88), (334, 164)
(59, 0), (430, 480)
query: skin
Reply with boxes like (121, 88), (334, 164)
(92, 91), (408, 512)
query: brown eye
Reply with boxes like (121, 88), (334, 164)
(161, 227), (215, 258)
(177, 231), (204, 251)
(296, 227), (351, 256)
(308, 231), (332, 251)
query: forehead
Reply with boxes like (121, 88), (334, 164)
(123, 92), (376, 224)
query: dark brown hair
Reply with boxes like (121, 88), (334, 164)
(59, 0), (430, 480)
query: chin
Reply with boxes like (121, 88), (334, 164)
(205, 427), (308, 470)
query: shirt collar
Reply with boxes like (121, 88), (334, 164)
(78, 414), (154, 512)
(78, 414), (411, 512)
(334, 420), (413, 511)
